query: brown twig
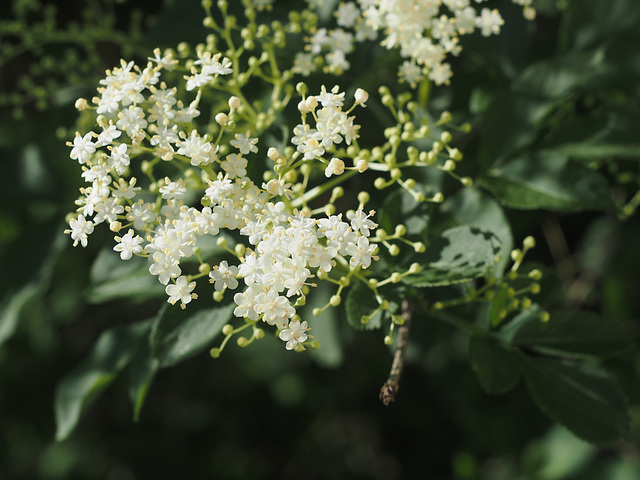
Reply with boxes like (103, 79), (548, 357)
(379, 298), (412, 406)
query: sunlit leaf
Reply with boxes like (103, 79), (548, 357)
(150, 302), (234, 367)
(403, 226), (500, 287)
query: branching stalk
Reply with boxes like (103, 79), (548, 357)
(380, 298), (412, 405)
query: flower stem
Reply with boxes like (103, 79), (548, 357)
(380, 297), (412, 405)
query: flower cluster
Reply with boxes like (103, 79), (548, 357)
(300, 0), (535, 85)
(64, 48), (378, 351)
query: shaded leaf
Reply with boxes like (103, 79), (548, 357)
(478, 93), (555, 167)
(403, 226), (501, 287)
(469, 332), (521, 394)
(543, 105), (640, 160)
(480, 152), (614, 212)
(519, 354), (630, 445)
(345, 281), (383, 330)
(512, 48), (612, 100)
(379, 185), (430, 238)
(510, 310), (634, 357)
(88, 248), (164, 304)
(129, 334), (159, 422)
(55, 321), (151, 441)
(0, 282), (39, 345)
(150, 302), (234, 367)
(488, 284), (510, 328)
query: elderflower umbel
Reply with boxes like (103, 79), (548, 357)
(302, 0), (535, 85)
(64, 44), (376, 350)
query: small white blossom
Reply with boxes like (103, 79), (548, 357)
(230, 131), (259, 155)
(279, 319), (309, 350)
(159, 179), (187, 199)
(66, 214), (94, 247)
(113, 229), (144, 260)
(165, 276), (197, 308)
(69, 133), (96, 164)
(209, 261), (239, 291)
(325, 158), (345, 177)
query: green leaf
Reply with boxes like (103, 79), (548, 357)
(378, 185), (430, 238)
(519, 354), (630, 445)
(128, 333), (159, 422)
(480, 152), (614, 212)
(403, 226), (501, 287)
(305, 286), (344, 368)
(0, 282), (39, 345)
(487, 284), (510, 328)
(469, 332), (521, 394)
(543, 106), (640, 160)
(345, 281), (383, 330)
(478, 93), (555, 167)
(88, 248), (164, 304)
(149, 302), (234, 367)
(441, 188), (513, 275)
(512, 48), (611, 100)
(564, 0), (640, 50)
(510, 310), (634, 357)
(54, 321), (151, 441)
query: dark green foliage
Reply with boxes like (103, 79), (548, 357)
(2, 0), (640, 478)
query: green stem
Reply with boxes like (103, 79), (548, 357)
(290, 169), (359, 208)
(418, 78), (431, 109)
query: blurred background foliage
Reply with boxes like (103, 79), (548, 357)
(1, 0), (640, 478)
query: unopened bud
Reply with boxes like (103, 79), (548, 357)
(215, 112), (228, 126)
(354, 88), (369, 105)
(228, 96), (241, 110)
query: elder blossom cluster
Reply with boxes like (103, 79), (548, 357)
(64, 48), (377, 351)
(299, 0), (535, 85)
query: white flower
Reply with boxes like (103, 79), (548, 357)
(69, 132), (96, 164)
(325, 157), (345, 177)
(66, 214), (94, 247)
(254, 289), (295, 327)
(112, 177), (141, 200)
(233, 286), (261, 321)
(279, 319), (309, 350)
(147, 47), (178, 70)
(347, 209), (377, 236)
(293, 52), (316, 76)
(220, 153), (247, 178)
(205, 173), (234, 204)
(94, 198), (124, 225)
(113, 229), (144, 260)
(95, 124), (121, 147)
(476, 8), (504, 37)
(116, 106), (147, 138)
(346, 235), (377, 268)
(209, 261), (239, 291)
(107, 143), (130, 175)
(165, 275), (197, 308)
(159, 179), (187, 199)
(354, 88), (369, 106)
(230, 131), (259, 155)
(315, 85), (345, 108)
(177, 130), (216, 166)
(149, 251), (181, 285)
(336, 2), (361, 28)
(399, 60), (423, 88)
(126, 200), (156, 230)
